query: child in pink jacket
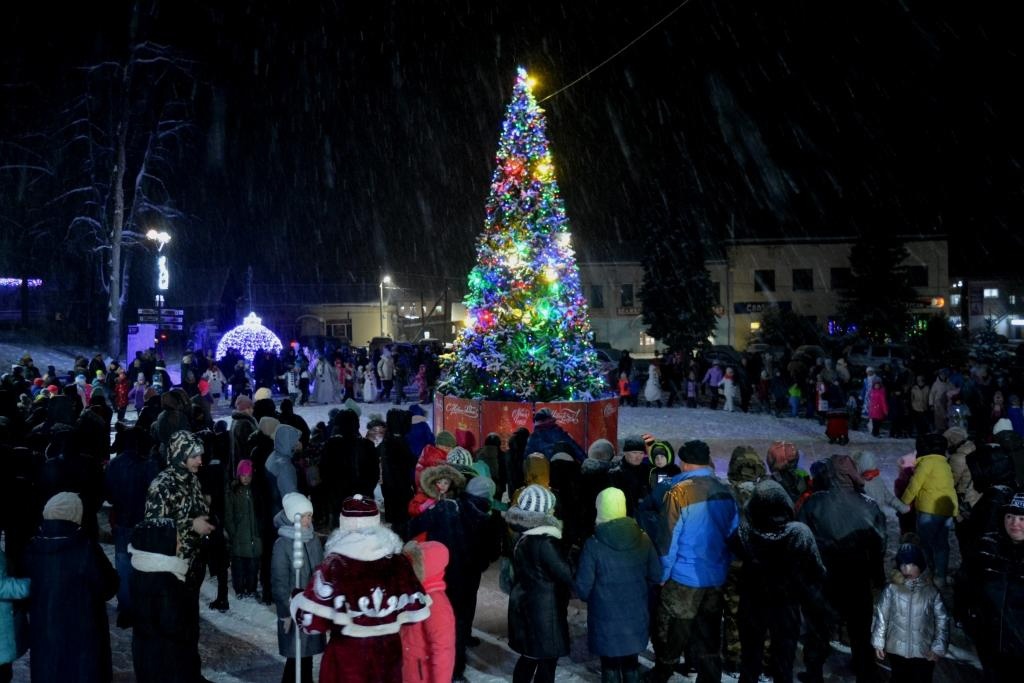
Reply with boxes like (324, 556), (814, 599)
(402, 540), (456, 683)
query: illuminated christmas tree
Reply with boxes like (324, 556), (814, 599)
(439, 68), (605, 401)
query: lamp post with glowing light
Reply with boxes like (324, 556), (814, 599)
(145, 229), (172, 307)
(379, 275), (391, 336)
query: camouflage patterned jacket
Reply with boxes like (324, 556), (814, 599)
(144, 464), (208, 561)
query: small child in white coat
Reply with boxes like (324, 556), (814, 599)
(721, 367), (737, 412)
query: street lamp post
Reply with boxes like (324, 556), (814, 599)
(145, 229), (172, 308)
(379, 275), (391, 336)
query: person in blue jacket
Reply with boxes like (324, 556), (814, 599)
(575, 487), (661, 682)
(651, 440), (739, 683)
(523, 409), (585, 462)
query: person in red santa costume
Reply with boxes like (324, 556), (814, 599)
(291, 494), (432, 682)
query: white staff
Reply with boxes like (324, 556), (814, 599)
(292, 512), (304, 683)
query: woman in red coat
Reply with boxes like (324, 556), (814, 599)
(401, 541), (455, 683)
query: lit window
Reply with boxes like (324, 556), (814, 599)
(639, 332), (656, 347)
(1011, 295), (1017, 305)
(950, 294), (961, 306)
(750, 321), (761, 331)
(984, 288), (999, 299)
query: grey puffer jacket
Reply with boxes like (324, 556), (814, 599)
(871, 571), (949, 659)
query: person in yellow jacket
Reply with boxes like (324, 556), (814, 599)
(901, 433), (958, 587)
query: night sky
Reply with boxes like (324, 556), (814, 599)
(3, 0), (1022, 303)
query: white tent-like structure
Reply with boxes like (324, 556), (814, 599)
(215, 312), (283, 366)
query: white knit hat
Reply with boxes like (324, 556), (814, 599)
(993, 418), (1014, 435)
(282, 492), (313, 522)
(516, 484), (556, 515)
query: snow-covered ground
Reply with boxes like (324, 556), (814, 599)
(3, 338), (984, 680)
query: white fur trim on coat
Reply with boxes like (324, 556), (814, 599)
(323, 525), (404, 561)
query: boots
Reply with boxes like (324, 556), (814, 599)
(601, 667), (622, 683)
(621, 666), (641, 683)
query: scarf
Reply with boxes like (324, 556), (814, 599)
(278, 525), (315, 542)
(129, 545), (189, 582)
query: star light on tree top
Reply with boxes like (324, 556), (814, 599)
(439, 68), (606, 401)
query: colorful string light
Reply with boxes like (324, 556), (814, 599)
(439, 68), (606, 401)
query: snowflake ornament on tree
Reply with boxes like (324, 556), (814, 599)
(215, 312), (284, 367)
(439, 68), (606, 401)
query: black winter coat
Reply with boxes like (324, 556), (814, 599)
(549, 455), (584, 547)
(508, 529), (574, 658)
(574, 517), (661, 657)
(408, 498), (471, 587)
(130, 568), (195, 682)
(734, 520), (826, 604)
(379, 435), (418, 527)
(798, 488), (886, 587)
(320, 434), (379, 511)
(104, 449), (159, 530)
(25, 519), (118, 682)
(578, 459), (612, 541)
(968, 529), (1024, 656)
(608, 458), (652, 517)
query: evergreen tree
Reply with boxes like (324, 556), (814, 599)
(439, 68), (605, 401)
(639, 225), (718, 356)
(757, 306), (821, 348)
(839, 233), (918, 342)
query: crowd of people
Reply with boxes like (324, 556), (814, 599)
(614, 346), (1024, 444)
(1, 342), (1023, 683)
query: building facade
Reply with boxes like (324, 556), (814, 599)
(578, 235), (949, 355)
(950, 277), (1024, 340)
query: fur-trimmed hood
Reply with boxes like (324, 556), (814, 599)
(420, 463), (466, 500)
(324, 524), (403, 561)
(503, 504), (562, 533)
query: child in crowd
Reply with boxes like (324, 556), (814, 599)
(113, 369), (131, 421)
(871, 542), (948, 682)
(685, 370), (698, 408)
(948, 393), (971, 432)
(415, 364), (430, 404)
(618, 372), (631, 407)
(647, 442), (680, 490)
(868, 380), (889, 438)
(224, 460), (261, 599)
(721, 367), (736, 412)
(628, 368), (642, 408)
(853, 451), (911, 566)
(272, 493), (324, 683)
(401, 540), (456, 683)
(787, 382), (802, 417)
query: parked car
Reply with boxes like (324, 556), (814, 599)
(792, 344), (828, 364)
(701, 345), (745, 370)
(845, 343), (910, 370)
(745, 342), (787, 362)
